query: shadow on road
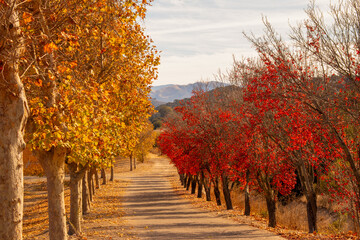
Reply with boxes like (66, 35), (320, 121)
(121, 156), (285, 240)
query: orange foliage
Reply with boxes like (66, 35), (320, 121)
(23, 147), (43, 176)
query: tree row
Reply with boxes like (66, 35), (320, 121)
(0, 0), (158, 239)
(159, 0), (360, 233)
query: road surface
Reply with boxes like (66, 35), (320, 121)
(121, 156), (285, 240)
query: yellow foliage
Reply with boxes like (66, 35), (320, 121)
(21, 0), (159, 169)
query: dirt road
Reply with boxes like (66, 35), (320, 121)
(121, 155), (285, 240)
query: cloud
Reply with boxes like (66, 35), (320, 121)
(153, 48), (257, 86)
(146, 0), (332, 86)
(150, 21), (259, 36)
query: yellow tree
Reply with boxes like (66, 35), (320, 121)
(21, 0), (158, 238)
(134, 120), (157, 162)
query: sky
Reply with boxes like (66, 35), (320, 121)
(144, 0), (329, 86)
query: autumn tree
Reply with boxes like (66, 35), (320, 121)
(290, 1), (360, 227)
(240, 10), (349, 230)
(19, 0), (84, 238)
(159, 86), (248, 210)
(134, 120), (157, 162)
(17, 0), (158, 238)
(159, 0), (360, 233)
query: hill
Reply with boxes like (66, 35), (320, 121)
(150, 81), (220, 104)
(150, 83), (234, 129)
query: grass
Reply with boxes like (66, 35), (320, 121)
(170, 173), (360, 240)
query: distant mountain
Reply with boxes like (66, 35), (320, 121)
(150, 81), (220, 104)
(151, 99), (166, 108)
(149, 84), (236, 129)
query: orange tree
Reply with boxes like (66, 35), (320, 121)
(134, 120), (157, 162)
(64, 1), (158, 233)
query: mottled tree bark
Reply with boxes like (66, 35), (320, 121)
(37, 147), (67, 240)
(82, 171), (90, 215)
(87, 170), (93, 202)
(90, 166), (96, 195)
(89, 167), (96, 196)
(201, 171), (211, 201)
(110, 160), (114, 181)
(0, 2), (28, 239)
(91, 172), (95, 196)
(68, 162), (87, 235)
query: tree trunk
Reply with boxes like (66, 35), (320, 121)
(306, 192), (317, 233)
(89, 167), (96, 196)
(186, 175), (192, 190)
(191, 176), (197, 194)
(100, 168), (105, 178)
(265, 194), (276, 228)
(91, 173), (95, 196)
(222, 174), (233, 210)
(134, 156), (136, 170)
(130, 152), (133, 171)
(297, 164), (318, 233)
(87, 170), (93, 202)
(213, 178), (222, 206)
(82, 171), (90, 215)
(201, 172), (211, 201)
(94, 169), (100, 189)
(110, 160), (114, 181)
(28, 0), (69, 235)
(183, 175), (188, 189)
(38, 147), (67, 240)
(0, 3), (28, 239)
(205, 186), (211, 201)
(101, 168), (106, 185)
(244, 169), (251, 216)
(179, 174), (184, 185)
(68, 162), (87, 235)
(197, 177), (203, 198)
